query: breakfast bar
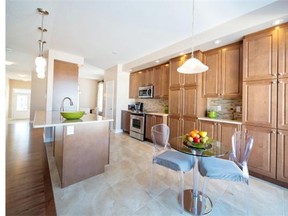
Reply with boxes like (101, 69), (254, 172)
(33, 111), (113, 187)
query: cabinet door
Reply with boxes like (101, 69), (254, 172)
(217, 123), (241, 159)
(278, 78), (288, 130)
(243, 125), (277, 179)
(169, 56), (189, 88)
(182, 86), (198, 118)
(160, 64), (170, 98)
(145, 115), (153, 140)
(181, 117), (197, 135)
(243, 80), (277, 128)
(243, 29), (278, 81)
(221, 43), (242, 97)
(198, 120), (217, 140)
(168, 116), (181, 141)
(169, 88), (181, 116)
(129, 73), (139, 98)
(203, 49), (221, 97)
(277, 129), (288, 183)
(121, 111), (130, 133)
(278, 24), (288, 79)
(142, 68), (154, 86)
(154, 64), (169, 98)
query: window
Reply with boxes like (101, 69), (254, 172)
(16, 94), (28, 111)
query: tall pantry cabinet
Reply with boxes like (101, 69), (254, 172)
(242, 23), (288, 185)
(168, 52), (206, 140)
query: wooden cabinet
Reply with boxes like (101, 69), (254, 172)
(242, 24), (288, 184)
(121, 110), (131, 133)
(278, 78), (288, 130)
(279, 24), (288, 78)
(129, 63), (169, 99)
(277, 129), (288, 183)
(145, 114), (168, 140)
(170, 53), (201, 88)
(242, 79), (277, 128)
(168, 52), (206, 140)
(168, 116), (197, 141)
(153, 64), (169, 98)
(198, 120), (241, 159)
(202, 42), (242, 98)
(242, 125), (277, 179)
(243, 28), (278, 81)
(129, 72), (140, 98)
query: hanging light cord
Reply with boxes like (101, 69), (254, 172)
(191, 0), (195, 57)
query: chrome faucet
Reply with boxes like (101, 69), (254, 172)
(60, 97), (74, 111)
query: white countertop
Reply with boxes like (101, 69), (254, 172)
(33, 111), (113, 128)
(145, 112), (169, 117)
(197, 117), (242, 125)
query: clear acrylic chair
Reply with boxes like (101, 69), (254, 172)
(198, 131), (254, 215)
(150, 124), (195, 213)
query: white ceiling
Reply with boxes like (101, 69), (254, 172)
(5, 0), (288, 81)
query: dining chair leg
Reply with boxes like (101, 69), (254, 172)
(178, 171), (184, 214)
(149, 163), (156, 194)
(244, 183), (250, 216)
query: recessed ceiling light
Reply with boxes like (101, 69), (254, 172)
(5, 61), (15, 65)
(214, 40), (221, 44)
(155, 60), (160, 63)
(179, 52), (184, 55)
(272, 19), (283, 26)
(18, 74), (28, 77)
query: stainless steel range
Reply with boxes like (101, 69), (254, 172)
(130, 112), (146, 141)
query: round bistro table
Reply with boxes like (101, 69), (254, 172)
(169, 136), (229, 215)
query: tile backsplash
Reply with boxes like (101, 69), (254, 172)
(136, 99), (168, 113)
(207, 98), (242, 120)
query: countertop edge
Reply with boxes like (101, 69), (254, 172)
(33, 111), (113, 128)
(197, 117), (242, 125)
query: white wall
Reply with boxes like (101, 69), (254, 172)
(104, 64), (134, 133)
(78, 78), (98, 110)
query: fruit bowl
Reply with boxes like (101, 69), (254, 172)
(182, 129), (213, 149)
(183, 137), (213, 149)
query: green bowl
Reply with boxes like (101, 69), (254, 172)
(208, 111), (217, 118)
(60, 111), (85, 120)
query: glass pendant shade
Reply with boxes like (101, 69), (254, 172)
(35, 56), (47, 67)
(36, 66), (45, 74)
(177, 57), (209, 74)
(37, 72), (45, 79)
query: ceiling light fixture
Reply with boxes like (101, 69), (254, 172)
(214, 39), (221, 44)
(272, 19), (283, 26)
(35, 8), (49, 79)
(177, 0), (208, 74)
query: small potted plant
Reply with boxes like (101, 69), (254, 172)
(163, 104), (169, 114)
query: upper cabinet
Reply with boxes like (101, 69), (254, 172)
(129, 63), (169, 99)
(243, 28), (278, 81)
(202, 42), (242, 98)
(279, 24), (288, 79)
(129, 72), (140, 99)
(154, 64), (169, 99)
(170, 53), (201, 88)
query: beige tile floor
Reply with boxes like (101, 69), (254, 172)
(46, 132), (288, 216)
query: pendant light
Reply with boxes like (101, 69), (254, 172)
(177, 0), (208, 74)
(35, 8), (49, 79)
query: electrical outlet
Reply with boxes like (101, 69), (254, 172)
(217, 106), (221, 111)
(67, 126), (74, 135)
(236, 106), (241, 113)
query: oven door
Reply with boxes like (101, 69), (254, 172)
(130, 115), (144, 134)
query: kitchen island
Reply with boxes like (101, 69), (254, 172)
(33, 111), (113, 187)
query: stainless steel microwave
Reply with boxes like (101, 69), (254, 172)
(139, 86), (153, 98)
